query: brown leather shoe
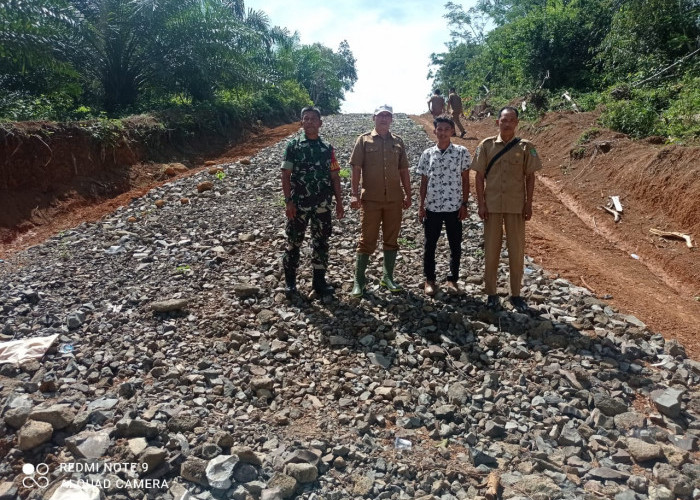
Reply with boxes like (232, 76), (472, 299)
(424, 281), (437, 296)
(445, 280), (461, 295)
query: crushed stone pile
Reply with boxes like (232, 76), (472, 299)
(0, 114), (698, 500)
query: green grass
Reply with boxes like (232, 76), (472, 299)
(577, 127), (601, 145)
(397, 237), (416, 249)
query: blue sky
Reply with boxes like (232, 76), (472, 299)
(245, 0), (477, 114)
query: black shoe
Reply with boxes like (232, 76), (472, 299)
(312, 269), (334, 296)
(284, 269), (297, 293)
(486, 295), (500, 309)
(510, 296), (529, 313)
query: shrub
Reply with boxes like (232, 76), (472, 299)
(663, 76), (700, 139)
(600, 99), (660, 138)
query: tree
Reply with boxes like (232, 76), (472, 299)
(292, 41), (357, 114)
(598, 0), (700, 83)
(431, 0), (613, 99)
(0, 0), (82, 95)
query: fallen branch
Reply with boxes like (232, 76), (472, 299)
(601, 205), (621, 222)
(649, 228), (694, 248)
(571, 147), (598, 182)
(580, 276), (596, 294)
(562, 91), (580, 112)
(632, 47), (700, 88)
(485, 471), (501, 500)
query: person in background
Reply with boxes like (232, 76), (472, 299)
(428, 89), (446, 118)
(417, 115), (471, 296)
(281, 106), (344, 296)
(472, 106), (542, 312)
(349, 104), (412, 297)
(447, 87), (466, 138)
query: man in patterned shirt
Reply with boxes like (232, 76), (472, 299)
(281, 106), (344, 296)
(417, 115), (472, 296)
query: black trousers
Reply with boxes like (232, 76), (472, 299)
(423, 209), (462, 282)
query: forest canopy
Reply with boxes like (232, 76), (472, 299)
(429, 0), (700, 139)
(0, 0), (357, 122)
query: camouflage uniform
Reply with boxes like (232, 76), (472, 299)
(282, 131), (340, 274)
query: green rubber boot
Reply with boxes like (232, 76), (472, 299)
(351, 253), (370, 297)
(380, 250), (403, 292)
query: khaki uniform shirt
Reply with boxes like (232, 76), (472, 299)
(349, 130), (410, 202)
(448, 92), (463, 114)
(472, 134), (542, 214)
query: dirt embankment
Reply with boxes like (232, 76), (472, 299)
(415, 111), (700, 359)
(0, 117), (299, 251)
(529, 112), (700, 294)
(0, 122), (139, 234)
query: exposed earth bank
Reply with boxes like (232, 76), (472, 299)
(412, 112), (700, 361)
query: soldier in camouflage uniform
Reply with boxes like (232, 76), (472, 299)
(281, 106), (345, 296)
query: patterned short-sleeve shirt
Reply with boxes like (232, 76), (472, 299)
(416, 143), (471, 212)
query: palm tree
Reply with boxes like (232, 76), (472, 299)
(0, 0), (82, 94)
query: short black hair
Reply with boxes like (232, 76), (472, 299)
(449, 87), (456, 92)
(434, 89), (442, 95)
(434, 114), (455, 129)
(498, 106), (519, 118)
(300, 106), (321, 120)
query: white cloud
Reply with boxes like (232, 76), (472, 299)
(245, 0), (468, 114)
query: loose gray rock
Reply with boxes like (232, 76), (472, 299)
(651, 387), (684, 418)
(206, 455), (239, 490)
(627, 437), (664, 463)
(18, 420), (53, 450)
(0, 114), (697, 500)
(151, 298), (189, 312)
(181, 457), (209, 486)
(284, 462), (318, 483)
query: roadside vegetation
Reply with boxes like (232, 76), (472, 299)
(430, 0), (700, 142)
(0, 0), (357, 133)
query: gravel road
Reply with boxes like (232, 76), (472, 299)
(0, 114), (698, 500)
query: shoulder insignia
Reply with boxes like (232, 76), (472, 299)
(529, 148), (538, 157)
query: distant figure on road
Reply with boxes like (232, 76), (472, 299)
(428, 89), (446, 118)
(447, 87), (466, 138)
(349, 104), (412, 297)
(472, 106), (542, 312)
(417, 115), (472, 297)
(281, 106), (344, 297)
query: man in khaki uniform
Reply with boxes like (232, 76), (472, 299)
(349, 105), (412, 297)
(427, 89), (446, 118)
(447, 87), (466, 138)
(472, 106), (542, 312)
